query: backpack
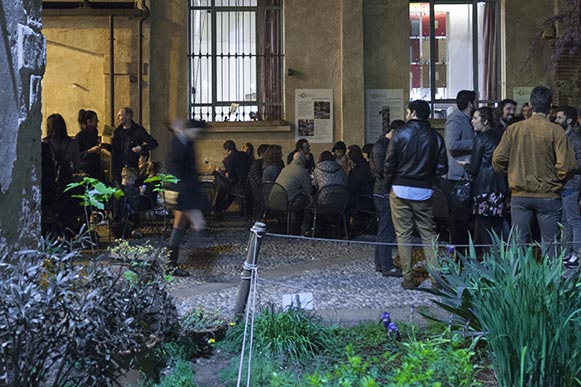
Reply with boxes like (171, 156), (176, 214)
(47, 139), (74, 189)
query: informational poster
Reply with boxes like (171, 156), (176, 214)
(295, 89), (333, 143)
(512, 87), (534, 110)
(365, 89), (405, 143)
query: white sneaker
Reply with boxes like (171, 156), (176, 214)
(564, 252), (579, 269)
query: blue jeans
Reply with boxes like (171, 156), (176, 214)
(561, 190), (581, 254)
(374, 193), (396, 270)
(511, 196), (562, 257)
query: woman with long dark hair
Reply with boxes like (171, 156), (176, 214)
(464, 107), (508, 248)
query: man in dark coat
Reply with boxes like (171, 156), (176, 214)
(111, 107), (159, 184)
(214, 140), (253, 213)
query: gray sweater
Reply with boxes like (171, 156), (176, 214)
(444, 108), (474, 180)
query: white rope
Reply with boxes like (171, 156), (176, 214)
(236, 229), (261, 387)
(265, 232), (577, 250)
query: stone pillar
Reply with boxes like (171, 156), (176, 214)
(0, 0), (45, 246)
(340, 0), (365, 146)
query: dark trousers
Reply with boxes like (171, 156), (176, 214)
(474, 215), (503, 249)
(374, 193), (396, 270)
(511, 196), (562, 258)
(439, 178), (472, 247)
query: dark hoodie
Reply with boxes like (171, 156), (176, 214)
(313, 160), (347, 191)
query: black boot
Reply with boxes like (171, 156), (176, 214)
(167, 247), (190, 277)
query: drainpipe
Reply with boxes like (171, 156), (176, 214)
(109, 15), (115, 126)
(138, 0), (150, 125)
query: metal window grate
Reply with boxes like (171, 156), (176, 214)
(189, 0), (284, 122)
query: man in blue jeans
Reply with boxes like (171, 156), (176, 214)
(556, 106), (581, 268)
(493, 86), (576, 257)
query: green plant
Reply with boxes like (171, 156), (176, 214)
(221, 304), (336, 363)
(391, 333), (480, 387)
(221, 355), (302, 387)
(307, 345), (381, 387)
(143, 173), (179, 236)
(426, 237), (581, 387)
(182, 307), (228, 332)
(64, 177), (124, 252)
(141, 359), (197, 387)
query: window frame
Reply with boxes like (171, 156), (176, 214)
(409, 0), (501, 114)
(188, 0), (284, 122)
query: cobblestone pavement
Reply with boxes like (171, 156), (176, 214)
(168, 218), (438, 323)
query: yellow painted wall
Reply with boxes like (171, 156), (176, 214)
(40, 0), (558, 172)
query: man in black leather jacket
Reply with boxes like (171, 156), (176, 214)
(111, 107), (159, 184)
(384, 100), (448, 290)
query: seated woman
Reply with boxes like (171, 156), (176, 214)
(261, 144), (284, 183)
(312, 150), (347, 191)
(346, 145), (374, 214)
(332, 141), (349, 172)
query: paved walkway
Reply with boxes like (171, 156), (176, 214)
(167, 217), (445, 325)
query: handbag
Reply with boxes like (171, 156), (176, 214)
(450, 172), (472, 207)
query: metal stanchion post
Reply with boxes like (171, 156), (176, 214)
(234, 222), (266, 317)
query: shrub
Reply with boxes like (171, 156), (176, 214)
(391, 334), (481, 387)
(0, 238), (179, 387)
(221, 304), (335, 363)
(426, 238), (581, 387)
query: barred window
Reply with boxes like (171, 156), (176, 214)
(409, 0), (500, 118)
(189, 0), (284, 122)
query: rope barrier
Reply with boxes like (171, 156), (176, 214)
(264, 231), (579, 250)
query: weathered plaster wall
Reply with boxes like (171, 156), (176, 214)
(148, 0), (188, 164)
(364, 0), (410, 100)
(0, 0), (44, 245)
(42, 15), (148, 139)
(504, 0), (554, 97)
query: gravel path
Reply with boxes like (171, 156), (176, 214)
(168, 222), (437, 320)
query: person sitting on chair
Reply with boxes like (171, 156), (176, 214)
(214, 140), (253, 214)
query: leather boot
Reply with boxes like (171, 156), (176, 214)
(167, 247), (190, 277)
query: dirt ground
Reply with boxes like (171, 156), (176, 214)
(193, 350), (231, 387)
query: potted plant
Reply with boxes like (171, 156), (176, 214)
(181, 307), (229, 346)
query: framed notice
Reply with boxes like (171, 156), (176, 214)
(295, 89), (333, 143)
(365, 89), (405, 143)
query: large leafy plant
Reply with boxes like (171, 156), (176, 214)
(424, 237), (581, 387)
(65, 177), (124, 251)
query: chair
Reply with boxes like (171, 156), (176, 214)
(247, 177), (265, 223)
(200, 181), (217, 228)
(262, 181), (291, 234)
(350, 193), (377, 236)
(311, 184), (350, 239)
(120, 194), (156, 238)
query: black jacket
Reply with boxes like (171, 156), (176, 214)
(111, 121), (158, 183)
(223, 150), (253, 186)
(385, 119), (448, 190)
(370, 135), (389, 194)
(348, 161), (374, 199)
(469, 129), (508, 196)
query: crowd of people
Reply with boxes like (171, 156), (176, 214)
(40, 86), (581, 285)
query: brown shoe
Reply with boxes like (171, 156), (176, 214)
(401, 279), (416, 290)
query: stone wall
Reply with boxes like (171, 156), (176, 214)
(0, 0), (45, 246)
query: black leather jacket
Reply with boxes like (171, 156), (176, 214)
(111, 121), (158, 183)
(384, 119), (448, 190)
(469, 129), (508, 196)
